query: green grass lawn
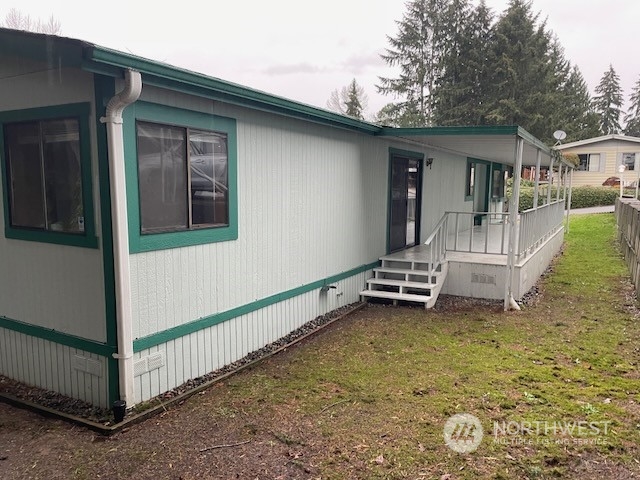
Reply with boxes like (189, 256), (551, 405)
(206, 213), (640, 479)
(8, 213), (637, 480)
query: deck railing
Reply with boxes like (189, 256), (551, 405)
(517, 199), (565, 258)
(427, 204), (564, 260)
(446, 211), (510, 255)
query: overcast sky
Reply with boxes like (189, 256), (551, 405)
(4, 1), (639, 121)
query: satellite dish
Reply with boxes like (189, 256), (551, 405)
(553, 130), (567, 141)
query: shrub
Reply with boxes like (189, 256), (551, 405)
(511, 186), (622, 212)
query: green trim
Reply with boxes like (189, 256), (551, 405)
(0, 315), (116, 357)
(133, 261), (379, 352)
(85, 46), (380, 135)
(93, 74), (120, 404)
(123, 101), (238, 253)
(379, 125), (521, 137)
(0, 103), (98, 248)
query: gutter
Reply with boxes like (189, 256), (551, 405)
(100, 69), (142, 409)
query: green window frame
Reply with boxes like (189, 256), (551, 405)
(0, 103), (97, 248)
(124, 101), (238, 253)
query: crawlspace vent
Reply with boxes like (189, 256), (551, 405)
(134, 351), (165, 377)
(471, 273), (496, 285)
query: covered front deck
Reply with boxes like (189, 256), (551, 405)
(361, 126), (574, 310)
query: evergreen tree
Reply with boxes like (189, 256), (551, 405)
(484, 0), (557, 141)
(558, 66), (601, 141)
(624, 75), (640, 137)
(377, 0), (447, 126)
(592, 65), (623, 135)
(432, 0), (493, 125)
(326, 79), (369, 120)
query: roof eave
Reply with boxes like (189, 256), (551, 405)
(84, 45), (381, 135)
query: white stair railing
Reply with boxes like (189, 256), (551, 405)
(423, 213), (449, 280)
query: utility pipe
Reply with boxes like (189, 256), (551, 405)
(100, 69), (142, 407)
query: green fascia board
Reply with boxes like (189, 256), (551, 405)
(0, 102), (99, 249)
(380, 125), (552, 155)
(123, 101), (239, 253)
(0, 315), (116, 357)
(133, 261), (379, 352)
(378, 125), (521, 137)
(85, 46), (380, 135)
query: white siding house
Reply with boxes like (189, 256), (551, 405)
(0, 28), (571, 410)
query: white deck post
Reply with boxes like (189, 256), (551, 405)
(504, 137), (524, 310)
(565, 166), (573, 232)
(547, 156), (554, 205)
(533, 149), (541, 209)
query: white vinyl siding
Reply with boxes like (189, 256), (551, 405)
(132, 271), (370, 403)
(0, 327), (109, 407)
(0, 54), (106, 341)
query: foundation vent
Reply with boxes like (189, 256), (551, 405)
(134, 351), (165, 377)
(471, 273), (496, 285)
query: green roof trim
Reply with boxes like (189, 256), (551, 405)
(378, 125), (521, 137)
(85, 46), (380, 135)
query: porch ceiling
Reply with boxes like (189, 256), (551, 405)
(378, 126), (565, 168)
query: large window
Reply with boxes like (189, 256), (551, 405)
(126, 102), (238, 252)
(577, 153), (600, 171)
(1, 103), (96, 248)
(5, 119), (84, 232)
(137, 122), (229, 233)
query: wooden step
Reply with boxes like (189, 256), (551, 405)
(360, 289), (432, 303)
(374, 267), (435, 277)
(367, 278), (435, 290)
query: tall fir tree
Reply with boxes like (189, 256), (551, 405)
(377, 0), (447, 126)
(624, 75), (640, 137)
(484, 0), (558, 141)
(558, 66), (601, 141)
(432, 0), (493, 125)
(592, 65), (623, 135)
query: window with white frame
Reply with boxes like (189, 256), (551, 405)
(4, 118), (85, 234)
(577, 153), (600, 172)
(136, 121), (229, 233)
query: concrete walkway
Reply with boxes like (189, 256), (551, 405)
(566, 205), (615, 215)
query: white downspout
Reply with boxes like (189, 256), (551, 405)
(100, 69), (142, 408)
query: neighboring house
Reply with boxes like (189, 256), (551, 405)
(0, 28), (572, 410)
(556, 134), (640, 187)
